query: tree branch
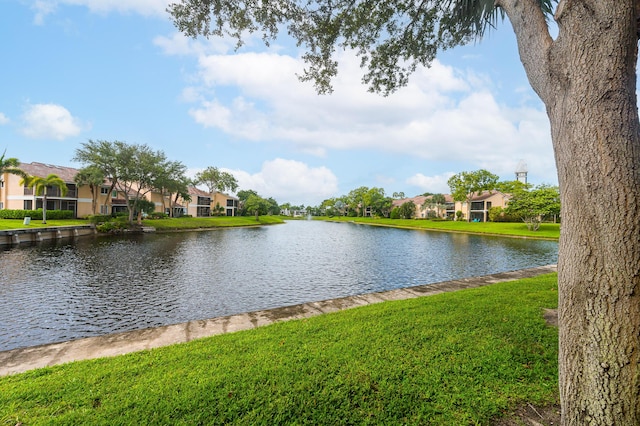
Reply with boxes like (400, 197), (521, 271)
(496, 0), (554, 104)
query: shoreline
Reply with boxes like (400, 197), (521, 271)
(0, 264), (557, 376)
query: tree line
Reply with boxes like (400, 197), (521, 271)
(315, 168), (559, 228)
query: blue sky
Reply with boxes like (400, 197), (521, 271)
(0, 1), (557, 206)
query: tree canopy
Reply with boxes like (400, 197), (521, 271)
(506, 184), (560, 231)
(195, 166), (239, 195)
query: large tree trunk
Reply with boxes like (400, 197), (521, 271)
(499, 0), (640, 424)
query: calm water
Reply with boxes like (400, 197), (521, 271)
(0, 221), (557, 351)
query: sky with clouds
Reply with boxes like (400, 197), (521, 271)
(0, 0), (558, 206)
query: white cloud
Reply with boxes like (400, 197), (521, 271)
(32, 0), (57, 25)
(175, 46), (554, 181)
(226, 159), (339, 205)
(406, 172), (456, 194)
(154, 32), (235, 57)
(34, 0), (170, 19)
(0, 113), (9, 125)
(20, 103), (88, 140)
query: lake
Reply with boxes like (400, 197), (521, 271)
(0, 220), (558, 351)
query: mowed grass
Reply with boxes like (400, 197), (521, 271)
(0, 274), (559, 425)
(319, 216), (560, 240)
(142, 215), (284, 230)
(0, 218), (89, 230)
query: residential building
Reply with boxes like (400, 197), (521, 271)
(1, 161), (243, 219)
(1, 163), (82, 216)
(392, 191), (509, 222)
(391, 194), (455, 219)
(213, 191), (238, 217)
(456, 191), (511, 222)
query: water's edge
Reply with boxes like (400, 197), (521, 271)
(0, 264), (557, 377)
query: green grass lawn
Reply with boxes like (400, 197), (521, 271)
(0, 218), (89, 230)
(142, 215), (284, 230)
(0, 273), (559, 425)
(318, 216), (560, 240)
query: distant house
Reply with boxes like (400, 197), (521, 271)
(179, 187), (238, 217)
(462, 190), (511, 222)
(185, 186), (212, 217)
(1, 162), (164, 218)
(1, 162), (82, 216)
(392, 191), (509, 222)
(213, 191), (238, 217)
(391, 194), (455, 219)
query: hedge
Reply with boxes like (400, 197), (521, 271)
(0, 209), (74, 220)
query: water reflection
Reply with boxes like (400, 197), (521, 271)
(0, 221), (557, 351)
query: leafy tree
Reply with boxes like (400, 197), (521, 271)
(447, 170), (499, 222)
(506, 184), (560, 231)
(169, 1), (640, 422)
(398, 201), (416, 219)
(153, 160), (189, 217)
(195, 166), (239, 195)
(132, 198), (156, 224)
(74, 165), (105, 215)
(392, 191), (405, 199)
(266, 197), (280, 215)
(74, 140), (120, 215)
(363, 187), (391, 217)
(237, 189), (258, 202)
(347, 186), (369, 217)
(244, 194), (270, 219)
(75, 140), (172, 225)
(20, 174), (68, 224)
(423, 193), (447, 218)
(0, 150), (27, 180)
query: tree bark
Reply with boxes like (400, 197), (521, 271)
(499, 0), (640, 424)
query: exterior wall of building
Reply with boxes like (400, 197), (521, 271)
(213, 192), (238, 217)
(2, 173), (32, 211)
(453, 191), (510, 222)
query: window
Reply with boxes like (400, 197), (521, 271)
(24, 200), (32, 210)
(100, 205), (109, 215)
(100, 187), (109, 195)
(0, 202), (3, 209)
(471, 201), (484, 211)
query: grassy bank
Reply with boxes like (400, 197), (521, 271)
(0, 273), (559, 425)
(318, 216), (560, 240)
(0, 218), (89, 230)
(142, 215), (284, 231)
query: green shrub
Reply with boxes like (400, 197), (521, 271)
(149, 212), (168, 219)
(87, 214), (113, 224)
(488, 206), (519, 222)
(0, 209), (72, 220)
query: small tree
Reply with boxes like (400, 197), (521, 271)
(195, 166), (239, 195)
(398, 201), (416, 219)
(20, 174), (68, 224)
(244, 194), (270, 220)
(74, 165), (105, 215)
(506, 185), (560, 231)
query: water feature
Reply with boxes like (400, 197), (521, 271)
(0, 220), (557, 351)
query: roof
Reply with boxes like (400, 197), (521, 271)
(391, 194), (454, 208)
(18, 162), (80, 183)
(469, 190), (508, 202)
(188, 186), (211, 197)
